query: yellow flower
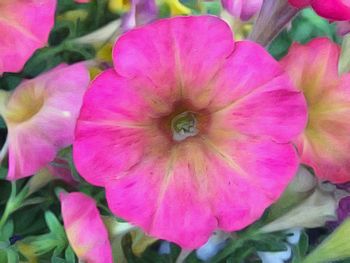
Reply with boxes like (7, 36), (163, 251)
(163, 0), (191, 15)
(109, 0), (131, 13)
(17, 242), (38, 263)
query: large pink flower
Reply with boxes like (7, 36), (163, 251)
(60, 192), (113, 263)
(288, 0), (350, 21)
(281, 38), (350, 183)
(73, 16), (307, 248)
(0, 0), (56, 75)
(0, 63), (90, 180)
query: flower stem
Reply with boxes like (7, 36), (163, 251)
(249, 0), (299, 46)
(0, 182), (29, 230)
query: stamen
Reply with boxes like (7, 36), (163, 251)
(171, 111), (198, 141)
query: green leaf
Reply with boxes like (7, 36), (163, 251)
(250, 239), (288, 252)
(0, 249), (7, 262)
(45, 211), (64, 236)
(6, 249), (19, 263)
(121, 234), (140, 263)
(64, 246), (76, 263)
(0, 221), (14, 241)
(292, 231), (309, 263)
(51, 256), (66, 263)
(210, 237), (246, 263)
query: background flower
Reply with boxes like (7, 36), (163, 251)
(0, 63), (89, 180)
(281, 38), (350, 183)
(288, 0), (350, 21)
(0, 0), (56, 75)
(221, 0), (263, 21)
(60, 192), (113, 263)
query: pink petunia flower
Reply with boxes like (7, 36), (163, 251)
(281, 38), (350, 183)
(288, 0), (350, 21)
(0, 63), (90, 180)
(73, 15), (307, 248)
(0, 0), (56, 75)
(60, 192), (113, 263)
(221, 0), (263, 21)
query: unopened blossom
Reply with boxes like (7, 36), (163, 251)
(281, 38), (350, 183)
(74, 15), (307, 248)
(222, 0), (263, 21)
(121, 0), (158, 32)
(60, 192), (113, 263)
(0, 63), (89, 180)
(0, 0), (56, 75)
(260, 188), (337, 233)
(337, 21), (350, 36)
(288, 0), (350, 21)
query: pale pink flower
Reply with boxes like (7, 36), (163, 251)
(221, 0), (263, 21)
(0, 0), (56, 75)
(73, 16), (307, 248)
(281, 38), (350, 183)
(60, 192), (113, 263)
(0, 63), (90, 180)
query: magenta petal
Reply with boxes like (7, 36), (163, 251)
(311, 0), (350, 21)
(113, 16), (234, 103)
(0, 0), (56, 74)
(60, 192), (113, 263)
(105, 142), (217, 249)
(222, 0), (263, 21)
(288, 0), (311, 8)
(203, 138), (299, 230)
(4, 64), (90, 180)
(73, 69), (170, 186)
(202, 41), (307, 142)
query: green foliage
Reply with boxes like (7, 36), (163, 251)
(269, 8), (339, 59)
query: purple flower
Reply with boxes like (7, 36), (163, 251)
(221, 0), (263, 21)
(122, 0), (158, 31)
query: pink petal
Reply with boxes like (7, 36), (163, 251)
(197, 41), (307, 143)
(60, 192), (113, 263)
(113, 15), (234, 104)
(4, 64), (90, 180)
(105, 140), (217, 249)
(311, 0), (350, 21)
(222, 0), (243, 18)
(0, 0), (56, 74)
(200, 136), (299, 231)
(288, 0), (311, 8)
(73, 69), (171, 186)
(222, 0), (263, 21)
(281, 38), (350, 183)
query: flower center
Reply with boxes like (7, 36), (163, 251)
(6, 88), (45, 123)
(171, 111), (198, 141)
